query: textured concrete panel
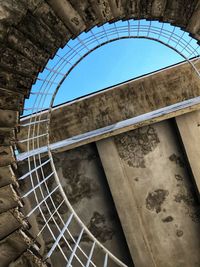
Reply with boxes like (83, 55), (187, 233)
(18, 144), (133, 266)
(97, 120), (200, 267)
(19, 60), (200, 153)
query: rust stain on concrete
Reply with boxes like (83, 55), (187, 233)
(169, 153), (185, 168)
(115, 125), (160, 168)
(162, 216), (174, 223)
(174, 175), (200, 224)
(146, 189), (169, 213)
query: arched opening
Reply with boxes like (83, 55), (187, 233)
(16, 18), (200, 266)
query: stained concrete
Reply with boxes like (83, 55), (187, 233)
(19, 60), (200, 152)
(97, 120), (200, 267)
(18, 144), (133, 266)
(1, 0), (200, 265)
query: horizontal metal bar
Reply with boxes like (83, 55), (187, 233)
(46, 213), (74, 259)
(36, 77), (59, 85)
(21, 119), (49, 127)
(30, 92), (53, 96)
(22, 172), (54, 198)
(18, 159), (51, 180)
(18, 133), (48, 143)
(45, 67), (65, 76)
(24, 107), (49, 110)
(26, 185), (59, 217)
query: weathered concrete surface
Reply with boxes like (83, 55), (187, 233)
(97, 120), (200, 267)
(19, 60), (200, 152)
(0, 146), (15, 167)
(187, 1), (200, 41)
(0, 90), (23, 112)
(9, 249), (48, 267)
(18, 144), (133, 266)
(0, 165), (18, 188)
(0, 185), (22, 213)
(0, 208), (28, 239)
(176, 110), (200, 197)
(0, 128), (16, 146)
(0, 230), (35, 267)
(0, 0), (200, 266)
(0, 109), (19, 128)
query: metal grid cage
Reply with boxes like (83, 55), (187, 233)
(16, 19), (200, 266)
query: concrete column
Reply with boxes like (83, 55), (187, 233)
(97, 121), (200, 267)
(176, 110), (200, 197)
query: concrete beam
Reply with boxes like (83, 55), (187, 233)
(175, 110), (200, 197)
(17, 95), (200, 160)
(97, 120), (200, 267)
(97, 138), (156, 267)
(18, 59), (200, 153)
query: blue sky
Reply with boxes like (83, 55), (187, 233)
(54, 38), (183, 106)
(23, 20), (199, 116)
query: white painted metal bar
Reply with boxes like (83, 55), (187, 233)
(85, 242), (96, 267)
(46, 213), (74, 259)
(18, 133), (48, 143)
(21, 119), (49, 127)
(36, 200), (65, 237)
(18, 159), (51, 180)
(103, 253), (108, 267)
(26, 185), (59, 217)
(17, 95), (200, 161)
(30, 91), (54, 95)
(22, 171), (54, 198)
(45, 67), (65, 76)
(17, 19), (199, 266)
(24, 107), (49, 110)
(66, 228), (84, 267)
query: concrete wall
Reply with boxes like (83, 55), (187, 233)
(19, 60), (200, 152)
(18, 116), (200, 267)
(18, 144), (133, 266)
(1, 0), (200, 266)
(97, 120), (200, 267)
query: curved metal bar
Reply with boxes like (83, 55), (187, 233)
(17, 19), (200, 266)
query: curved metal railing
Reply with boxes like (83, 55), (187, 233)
(17, 19), (200, 266)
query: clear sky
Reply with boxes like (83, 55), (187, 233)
(23, 20), (198, 116)
(54, 38), (183, 106)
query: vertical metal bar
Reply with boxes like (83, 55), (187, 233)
(147, 21), (151, 37)
(18, 159), (51, 180)
(26, 185), (59, 217)
(66, 228), (84, 267)
(46, 213), (74, 259)
(104, 253), (108, 267)
(85, 242), (96, 267)
(36, 200), (65, 237)
(137, 20), (140, 37)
